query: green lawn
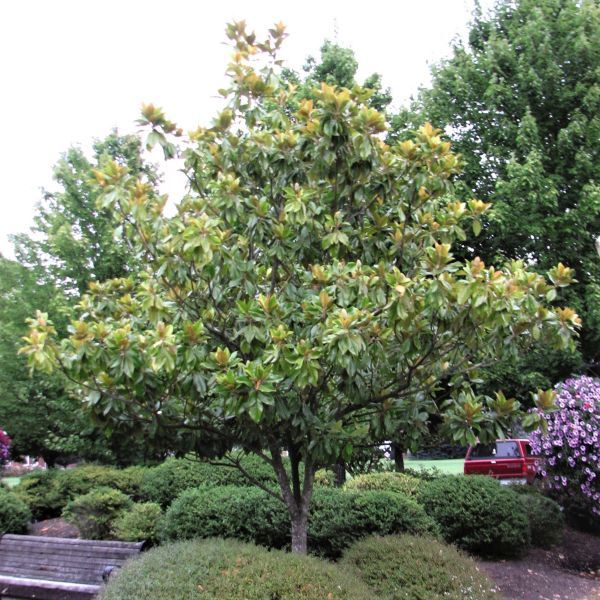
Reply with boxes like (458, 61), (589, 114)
(1, 477), (21, 488)
(405, 458), (464, 476)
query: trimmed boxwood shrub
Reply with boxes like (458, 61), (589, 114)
(159, 485), (290, 548)
(0, 488), (31, 534)
(161, 485), (439, 558)
(112, 503), (163, 545)
(308, 488), (439, 558)
(140, 455), (276, 508)
(520, 493), (564, 548)
(419, 476), (530, 557)
(13, 469), (61, 519)
(63, 487), (133, 539)
(341, 534), (499, 600)
(98, 538), (372, 600)
(344, 472), (422, 498)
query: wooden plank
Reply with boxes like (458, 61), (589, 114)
(0, 574), (99, 600)
(0, 542), (142, 560)
(2, 534), (143, 550)
(0, 546), (131, 563)
(0, 550), (127, 570)
(0, 564), (101, 584)
(0, 560), (107, 581)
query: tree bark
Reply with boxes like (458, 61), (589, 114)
(269, 442), (314, 554)
(334, 458), (346, 487)
(392, 442), (405, 472)
(290, 509), (309, 554)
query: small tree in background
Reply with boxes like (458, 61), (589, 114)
(20, 22), (580, 554)
(530, 375), (600, 531)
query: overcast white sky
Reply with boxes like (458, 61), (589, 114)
(0, 0), (490, 258)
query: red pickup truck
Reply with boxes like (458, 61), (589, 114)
(464, 439), (539, 484)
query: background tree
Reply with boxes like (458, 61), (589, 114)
(394, 0), (600, 397)
(1, 132), (158, 465)
(283, 39), (393, 112)
(21, 22), (579, 553)
(13, 131), (156, 296)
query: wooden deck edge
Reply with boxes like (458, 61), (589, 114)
(0, 575), (100, 599)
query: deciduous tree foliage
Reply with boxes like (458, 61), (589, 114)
(396, 0), (600, 389)
(1, 133), (157, 465)
(21, 22), (579, 553)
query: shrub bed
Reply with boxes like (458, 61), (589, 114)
(112, 503), (163, 545)
(0, 487), (31, 534)
(13, 465), (145, 519)
(62, 487), (133, 539)
(161, 485), (438, 558)
(419, 475), (530, 557)
(341, 534), (499, 599)
(344, 472), (422, 498)
(99, 538), (371, 600)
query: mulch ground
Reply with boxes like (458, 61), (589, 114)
(28, 517), (79, 538)
(479, 528), (600, 600)
(27, 520), (599, 599)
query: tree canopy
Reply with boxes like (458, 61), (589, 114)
(396, 0), (600, 393)
(20, 21), (579, 553)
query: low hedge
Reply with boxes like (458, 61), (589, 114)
(99, 538), (371, 600)
(161, 485), (438, 558)
(140, 455), (277, 508)
(0, 488), (31, 534)
(344, 472), (422, 498)
(419, 476), (530, 558)
(341, 534), (499, 599)
(62, 487), (133, 539)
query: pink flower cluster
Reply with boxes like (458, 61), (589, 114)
(0, 428), (10, 464)
(530, 376), (599, 517)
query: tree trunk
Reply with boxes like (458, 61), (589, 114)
(392, 442), (405, 472)
(334, 458), (346, 487)
(290, 510), (309, 554)
(269, 442), (314, 555)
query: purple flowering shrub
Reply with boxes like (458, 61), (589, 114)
(530, 376), (599, 530)
(0, 428), (11, 465)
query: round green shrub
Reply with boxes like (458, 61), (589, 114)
(341, 534), (499, 600)
(313, 469), (335, 487)
(419, 476), (530, 557)
(63, 487), (133, 540)
(344, 472), (422, 498)
(140, 455), (276, 508)
(519, 493), (564, 548)
(160, 485), (289, 549)
(112, 503), (163, 545)
(308, 488), (439, 558)
(99, 538), (372, 600)
(13, 469), (61, 519)
(0, 488), (31, 534)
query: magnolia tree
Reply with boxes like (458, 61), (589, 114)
(530, 376), (599, 527)
(0, 429), (11, 465)
(20, 23), (580, 553)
